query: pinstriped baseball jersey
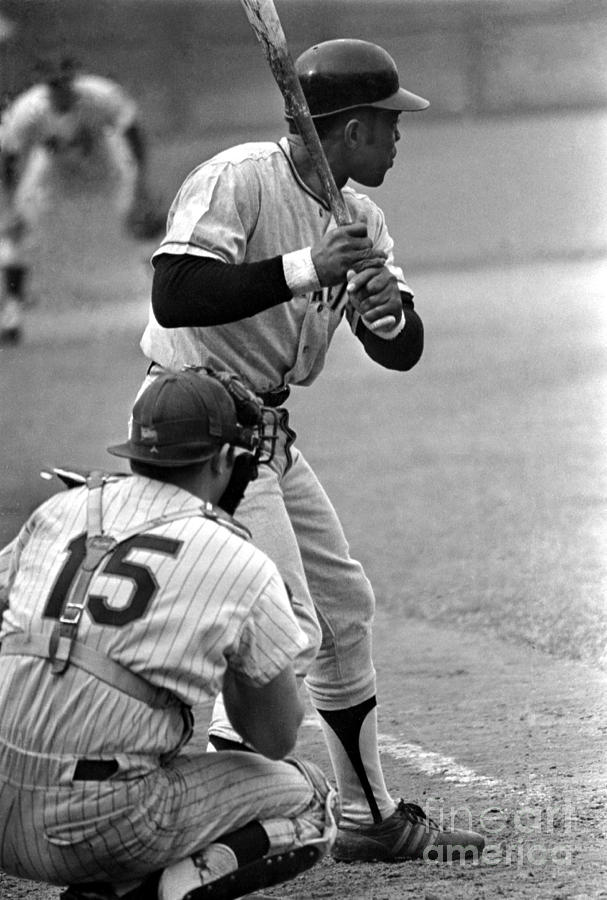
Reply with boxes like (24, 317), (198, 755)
(0, 474), (308, 765)
(0, 475), (322, 887)
(141, 137), (412, 393)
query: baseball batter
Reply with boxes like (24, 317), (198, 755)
(140, 40), (484, 862)
(0, 57), (160, 330)
(0, 369), (336, 899)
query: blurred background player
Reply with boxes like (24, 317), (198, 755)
(0, 56), (165, 320)
(0, 368), (336, 900)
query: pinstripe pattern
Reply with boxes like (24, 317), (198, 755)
(0, 475), (311, 885)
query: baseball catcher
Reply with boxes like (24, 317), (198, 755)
(0, 368), (336, 899)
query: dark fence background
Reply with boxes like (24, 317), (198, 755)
(2, 0), (606, 137)
(1, 0), (606, 268)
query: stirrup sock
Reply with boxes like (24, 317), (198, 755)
(318, 697), (394, 824)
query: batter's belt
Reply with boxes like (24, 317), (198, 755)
(257, 386), (291, 407)
(147, 362), (291, 408)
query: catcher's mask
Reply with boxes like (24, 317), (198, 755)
(287, 39), (429, 119)
(107, 368), (277, 469)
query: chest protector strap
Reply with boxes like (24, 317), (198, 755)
(49, 471), (117, 676)
(37, 472), (249, 698)
(3, 472), (252, 763)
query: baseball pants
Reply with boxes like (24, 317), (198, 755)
(0, 741), (316, 886)
(213, 406), (377, 718)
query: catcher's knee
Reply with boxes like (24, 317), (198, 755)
(157, 761), (337, 900)
(286, 756), (336, 811)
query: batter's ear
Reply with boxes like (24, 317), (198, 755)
(343, 117), (363, 149)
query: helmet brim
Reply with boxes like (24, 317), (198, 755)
(369, 86), (430, 112)
(107, 441), (218, 467)
(291, 86), (430, 119)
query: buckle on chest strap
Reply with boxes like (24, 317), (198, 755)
(50, 474), (116, 675)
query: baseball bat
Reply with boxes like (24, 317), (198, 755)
(239, 0), (349, 225)
(238, 0), (397, 331)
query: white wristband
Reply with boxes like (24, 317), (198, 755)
(366, 311), (406, 340)
(282, 247), (321, 295)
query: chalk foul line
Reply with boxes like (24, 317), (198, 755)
(303, 714), (501, 789)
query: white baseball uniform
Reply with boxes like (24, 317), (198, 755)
(142, 138), (411, 389)
(140, 138), (413, 709)
(0, 74), (140, 302)
(138, 137), (425, 826)
(1, 74), (138, 215)
(0, 474), (316, 887)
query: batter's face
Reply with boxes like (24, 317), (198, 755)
(48, 79), (75, 113)
(347, 109), (402, 187)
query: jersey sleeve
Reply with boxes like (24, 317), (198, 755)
(77, 76), (138, 130)
(0, 537), (17, 597)
(153, 157), (262, 265)
(0, 87), (48, 155)
(229, 568), (308, 685)
(0, 516), (36, 625)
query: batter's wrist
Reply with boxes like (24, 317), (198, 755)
(282, 247), (321, 295)
(367, 311), (406, 340)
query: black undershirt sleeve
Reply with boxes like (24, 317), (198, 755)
(152, 252), (424, 372)
(151, 252), (292, 327)
(354, 295), (424, 371)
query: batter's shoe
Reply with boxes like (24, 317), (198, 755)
(332, 799), (484, 863)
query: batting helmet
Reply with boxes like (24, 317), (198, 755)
(107, 370), (253, 467)
(289, 39), (429, 119)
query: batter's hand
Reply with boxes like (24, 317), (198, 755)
(311, 223), (385, 287)
(346, 265), (402, 330)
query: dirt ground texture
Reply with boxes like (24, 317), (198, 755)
(0, 110), (606, 898)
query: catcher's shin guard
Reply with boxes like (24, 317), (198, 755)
(162, 844), (322, 900)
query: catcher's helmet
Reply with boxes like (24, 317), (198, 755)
(289, 39), (429, 119)
(107, 370), (252, 467)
